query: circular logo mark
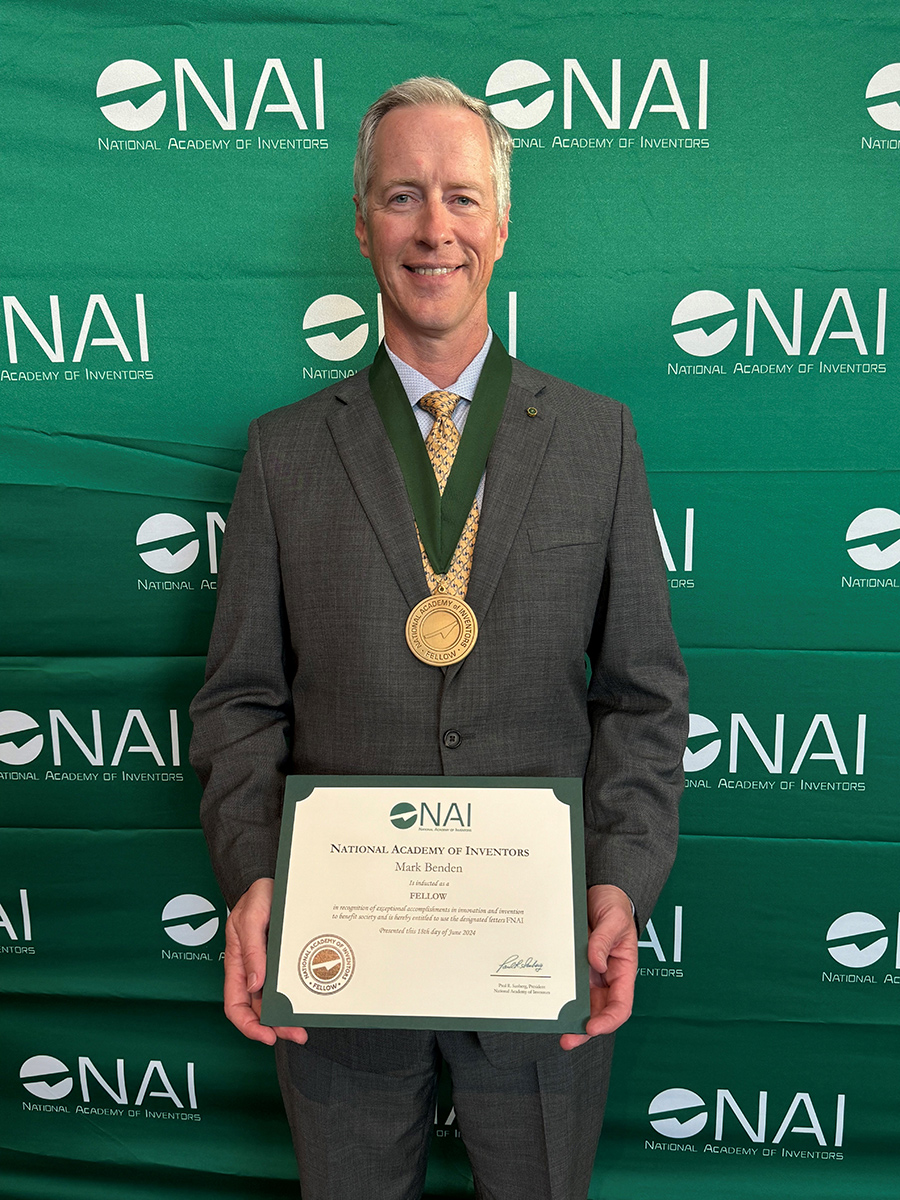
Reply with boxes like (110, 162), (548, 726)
(683, 713), (721, 772)
(162, 894), (220, 946)
(485, 60), (554, 129)
(97, 60), (167, 131)
(20, 1055), (73, 1100)
(845, 508), (900, 571)
(390, 802), (417, 830)
(302, 294), (369, 361)
(826, 912), (888, 967)
(671, 291), (738, 357)
(0, 710), (43, 765)
(648, 1088), (708, 1138)
(299, 935), (355, 994)
(866, 64), (900, 132)
(136, 513), (200, 574)
(405, 596), (478, 666)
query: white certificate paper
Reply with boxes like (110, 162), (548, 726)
(262, 777), (590, 1033)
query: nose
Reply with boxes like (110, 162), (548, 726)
(415, 194), (453, 247)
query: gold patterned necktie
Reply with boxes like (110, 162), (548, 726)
(417, 389), (479, 598)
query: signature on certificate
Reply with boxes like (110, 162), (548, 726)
(495, 954), (544, 973)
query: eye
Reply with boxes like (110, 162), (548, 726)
(390, 192), (413, 205)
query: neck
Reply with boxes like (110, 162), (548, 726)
(383, 320), (489, 389)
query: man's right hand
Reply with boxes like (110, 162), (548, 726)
(224, 877), (308, 1046)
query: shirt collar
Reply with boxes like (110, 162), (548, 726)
(384, 329), (493, 409)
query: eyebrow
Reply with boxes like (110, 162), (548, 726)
(381, 178), (487, 194)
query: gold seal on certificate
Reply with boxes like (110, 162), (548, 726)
(298, 935), (355, 994)
(405, 594), (478, 665)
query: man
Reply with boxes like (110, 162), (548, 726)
(191, 76), (687, 1200)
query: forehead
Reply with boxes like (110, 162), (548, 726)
(370, 104), (493, 189)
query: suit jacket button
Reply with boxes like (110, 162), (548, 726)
(443, 730), (461, 749)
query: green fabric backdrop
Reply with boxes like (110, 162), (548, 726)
(1, 2), (897, 1195)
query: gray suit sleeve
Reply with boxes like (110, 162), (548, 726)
(189, 418), (292, 908)
(582, 405), (688, 930)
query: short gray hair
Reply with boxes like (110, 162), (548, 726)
(354, 77), (512, 223)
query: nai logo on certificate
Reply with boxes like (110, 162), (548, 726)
(299, 935), (355, 994)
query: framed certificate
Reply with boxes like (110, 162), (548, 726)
(261, 776), (590, 1033)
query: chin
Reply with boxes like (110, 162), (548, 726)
(397, 306), (460, 335)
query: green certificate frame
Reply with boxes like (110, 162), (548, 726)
(262, 776), (590, 1033)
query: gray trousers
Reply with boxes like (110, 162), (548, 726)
(275, 1031), (613, 1200)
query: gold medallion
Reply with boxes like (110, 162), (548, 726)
(405, 594), (478, 666)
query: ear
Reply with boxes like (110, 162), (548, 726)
(494, 204), (510, 263)
(354, 196), (370, 260)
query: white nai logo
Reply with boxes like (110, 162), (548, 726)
(683, 713), (721, 772)
(639, 906), (682, 963)
(0, 711), (44, 765)
(653, 509), (694, 573)
(649, 1087), (708, 1137)
(866, 64), (900, 132)
(0, 889), (33, 942)
(845, 508), (900, 571)
(3, 293), (149, 364)
(20, 1054), (197, 1108)
(671, 288), (887, 357)
(485, 58), (707, 130)
(648, 1088), (845, 1146)
(21, 1055), (73, 1100)
(0, 708), (182, 768)
(97, 61), (167, 131)
(137, 514), (199, 573)
(303, 295), (371, 361)
(671, 291), (737, 357)
(136, 511), (225, 574)
(485, 61), (554, 129)
(826, 912), (891, 968)
(434, 1100), (458, 1129)
(162, 894), (219, 946)
(96, 58), (325, 132)
(682, 711), (866, 776)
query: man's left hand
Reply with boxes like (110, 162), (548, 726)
(559, 884), (637, 1050)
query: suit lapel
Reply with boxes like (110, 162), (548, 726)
(326, 373), (429, 611)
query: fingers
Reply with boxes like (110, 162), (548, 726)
(559, 967), (634, 1049)
(560, 961), (635, 1048)
(233, 878), (273, 995)
(586, 918), (637, 1036)
(560, 885), (639, 1049)
(559, 1032), (592, 1050)
(586, 885), (636, 974)
(585, 969), (634, 1036)
(272, 1025), (309, 1044)
(222, 878), (308, 1045)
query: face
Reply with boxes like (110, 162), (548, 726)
(355, 104), (509, 349)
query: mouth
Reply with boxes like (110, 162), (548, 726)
(404, 265), (461, 276)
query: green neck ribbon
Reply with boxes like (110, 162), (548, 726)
(369, 334), (512, 576)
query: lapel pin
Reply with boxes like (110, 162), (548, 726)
(526, 406), (538, 417)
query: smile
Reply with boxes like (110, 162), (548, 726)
(407, 266), (459, 276)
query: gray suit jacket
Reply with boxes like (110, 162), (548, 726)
(190, 356), (687, 1067)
